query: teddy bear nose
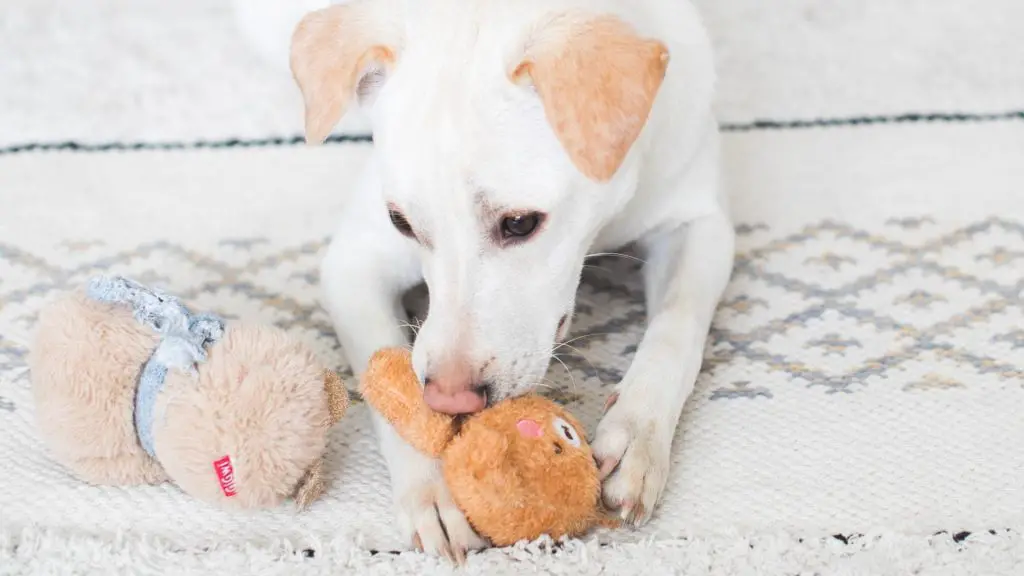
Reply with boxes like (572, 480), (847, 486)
(422, 358), (488, 415)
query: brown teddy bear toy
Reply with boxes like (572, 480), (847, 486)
(30, 275), (347, 510)
(359, 347), (618, 548)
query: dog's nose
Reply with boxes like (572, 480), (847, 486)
(422, 357), (487, 415)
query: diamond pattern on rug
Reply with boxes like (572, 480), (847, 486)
(2, 217), (1022, 401)
(0, 216), (1021, 549)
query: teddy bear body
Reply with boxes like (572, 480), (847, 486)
(360, 348), (613, 547)
(32, 292), (167, 485)
(442, 396), (603, 546)
(30, 276), (347, 510)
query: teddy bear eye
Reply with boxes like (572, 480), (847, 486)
(552, 417), (581, 448)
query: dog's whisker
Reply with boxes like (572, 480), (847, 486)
(584, 251), (647, 264)
(557, 331), (610, 347)
(533, 379), (557, 391)
(553, 342), (602, 384)
(550, 353), (578, 392)
(397, 321), (421, 336)
(553, 341), (592, 358)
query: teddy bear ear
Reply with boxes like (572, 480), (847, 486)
(322, 369), (349, 425)
(293, 458), (326, 509)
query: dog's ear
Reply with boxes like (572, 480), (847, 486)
(290, 2), (398, 144)
(511, 14), (669, 182)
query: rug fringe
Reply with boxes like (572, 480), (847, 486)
(3, 526), (1023, 576)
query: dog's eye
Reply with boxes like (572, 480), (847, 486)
(388, 209), (415, 238)
(552, 417), (581, 448)
(500, 212), (543, 240)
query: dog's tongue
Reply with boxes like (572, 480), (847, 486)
(423, 384), (487, 415)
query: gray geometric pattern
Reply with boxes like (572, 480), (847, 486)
(710, 217), (1024, 395)
(2, 214), (1023, 556)
(2, 217), (1021, 410)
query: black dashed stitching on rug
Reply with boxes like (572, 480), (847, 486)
(720, 110), (1024, 132)
(0, 133), (373, 155)
(0, 110), (1020, 156)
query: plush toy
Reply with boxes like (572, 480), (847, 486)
(359, 347), (618, 547)
(29, 275), (348, 510)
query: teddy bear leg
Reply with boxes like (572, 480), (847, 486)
(68, 454), (167, 486)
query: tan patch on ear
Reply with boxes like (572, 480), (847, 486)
(294, 458), (325, 509)
(290, 5), (395, 144)
(292, 370), (346, 509)
(511, 15), (669, 182)
(323, 369), (349, 425)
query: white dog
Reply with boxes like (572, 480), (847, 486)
(257, 0), (733, 559)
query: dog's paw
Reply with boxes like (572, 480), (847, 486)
(393, 464), (488, 562)
(591, 393), (672, 527)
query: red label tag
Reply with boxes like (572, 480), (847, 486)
(213, 455), (237, 497)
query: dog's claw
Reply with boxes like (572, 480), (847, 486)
(618, 501), (632, 521)
(620, 501), (648, 527)
(603, 392), (619, 414)
(395, 458), (485, 562)
(441, 544), (455, 563)
(593, 395), (670, 530)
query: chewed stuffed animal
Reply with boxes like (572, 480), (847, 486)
(30, 275), (348, 510)
(359, 347), (618, 547)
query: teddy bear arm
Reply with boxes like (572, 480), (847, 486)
(359, 348), (456, 457)
(383, 398), (454, 457)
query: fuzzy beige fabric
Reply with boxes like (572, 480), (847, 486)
(29, 293), (167, 486)
(28, 285), (347, 511)
(155, 321), (344, 509)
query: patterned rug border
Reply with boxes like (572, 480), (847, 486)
(1, 109), (1021, 156)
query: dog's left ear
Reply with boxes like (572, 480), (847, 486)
(511, 14), (669, 183)
(290, 2), (400, 144)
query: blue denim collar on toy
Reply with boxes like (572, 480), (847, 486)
(86, 275), (224, 458)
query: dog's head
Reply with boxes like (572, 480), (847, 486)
(291, 0), (668, 413)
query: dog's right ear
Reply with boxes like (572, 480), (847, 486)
(289, 2), (399, 144)
(510, 14), (669, 183)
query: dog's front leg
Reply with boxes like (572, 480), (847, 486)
(592, 207), (734, 526)
(319, 175), (486, 559)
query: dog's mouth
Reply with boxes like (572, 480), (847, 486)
(423, 382), (488, 415)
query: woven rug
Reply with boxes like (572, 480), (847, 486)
(2, 119), (1023, 575)
(3, 0), (1024, 572)
(4, 0), (1024, 144)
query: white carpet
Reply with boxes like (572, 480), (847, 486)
(2, 123), (1023, 574)
(5, 527), (1023, 576)
(1, 0), (1023, 144)
(1, 0), (1024, 574)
